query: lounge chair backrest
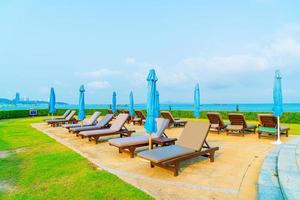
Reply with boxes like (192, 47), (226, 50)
(110, 114), (129, 131)
(87, 112), (101, 125)
(135, 110), (145, 120)
(258, 114), (277, 128)
(228, 113), (247, 128)
(96, 114), (114, 127)
(66, 111), (76, 120)
(108, 109), (114, 114)
(62, 110), (71, 118)
(123, 110), (129, 114)
(160, 111), (175, 123)
(177, 121), (210, 151)
(206, 112), (225, 127)
(151, 118), (170, 138)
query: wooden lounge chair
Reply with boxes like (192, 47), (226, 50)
(160, 111), (187, 127)
(63, 111), (101, 129)
(69, 114), (114, 134)
(79, 114), (135, 144)
(47, 111), (77, 127)
(257, 114), (289, 138)
(138, 121), (219, 176)
(121, 110), (132, 123)
(206, 112), (229, 134)
(44, 110), (71, 122)
(132, 110), (146, 125)
(109, 118), (170, 158)
(226, 113), (257, 136)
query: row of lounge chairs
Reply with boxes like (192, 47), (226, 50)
(46, 111), (219, 176)
(45, 109), (289, 176)
(44, 110), (77, 126)
(206, 112), (289, 138)
(115, 110), (188, 128)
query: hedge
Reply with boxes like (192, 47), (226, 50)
(0, 109), (299, 124)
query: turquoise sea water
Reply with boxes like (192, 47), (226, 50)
(1, 103), (300, 112)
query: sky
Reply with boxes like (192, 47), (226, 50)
(0, 0), (300, 104)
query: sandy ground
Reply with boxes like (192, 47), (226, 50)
(32, 121), (295, 200)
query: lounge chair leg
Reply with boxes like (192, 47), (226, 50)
(118, 148), (122, 154)
(209, 152), (215, 162)
(286, 131), (289, 137)
(93, 136), (99, 144)
(174, 163), (179, 176)
(150, 162), (154, 168)
(129, 147), (135, 158)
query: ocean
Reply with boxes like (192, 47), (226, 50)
(1, 103), (300, 112)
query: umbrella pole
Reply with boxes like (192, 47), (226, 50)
(273, 116), (282, 145)
(149, 135), (152, 150)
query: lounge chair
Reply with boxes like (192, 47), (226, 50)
(79, 114), (135, 144)
(121, 110), (132, 123)
(63, 111), (101, 129)
(226, 113), (257, 136)
(109, 118), (170, 158)
(206, 112), (229, 134)
(44, 110), (71, 122)
(257, 114), (289, 138)
(132, 110), (146, 125)
(69, 114), (114, 134)
(138, 121), (219, 176)
(160, 111), (187, 127)
(47, 111), (77, 127)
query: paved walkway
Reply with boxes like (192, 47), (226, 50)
(32, 122), (294, 200)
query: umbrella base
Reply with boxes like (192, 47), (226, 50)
(272, 140), (282, 145)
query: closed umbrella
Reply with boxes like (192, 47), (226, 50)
(155, 90), (160, 118)
(78, 85), (86, 124)
(129, 91), (135, 117)
(112, 91), (117, 113)
(144, 69), (158, 149)
(194, 83), (200, 118)
(272, 70), (283, 145)
(49, 87), (56, 120)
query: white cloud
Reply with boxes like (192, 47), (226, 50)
(267, 38), (300, 57)
(126, 57), (136, 64)
(87, 81), (111, 89)
(80, 68), (120, 78)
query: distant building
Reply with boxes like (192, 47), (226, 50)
(13, 92), (20, 104)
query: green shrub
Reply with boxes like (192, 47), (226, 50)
(1, 109), (299, 124)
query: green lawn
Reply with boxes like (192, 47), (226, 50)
(0, 117), (153, 200)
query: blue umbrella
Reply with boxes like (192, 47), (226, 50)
(155, 90), (160, 118)
(272, 70), (283, 144)
(49, 87), (56, 119)
(129, 91), (135, 116)
(112, 91), (117, 113)
(194, 83), (200, 118)
(78, 85), (86, 121)
(144, 69), (158, 149)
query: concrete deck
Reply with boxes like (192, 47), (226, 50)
(32, 122), (295, 200)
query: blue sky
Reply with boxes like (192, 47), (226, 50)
(0, 0), (300, 104)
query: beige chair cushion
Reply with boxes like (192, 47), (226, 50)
(177, 121), (210, 151)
